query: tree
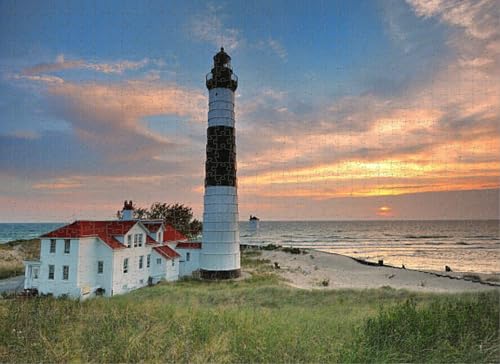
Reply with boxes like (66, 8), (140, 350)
(133, 202), (202, 238)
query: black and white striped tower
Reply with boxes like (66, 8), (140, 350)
(200, 48), (241, 279)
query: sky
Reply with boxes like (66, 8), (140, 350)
(0, 0), (499, 222)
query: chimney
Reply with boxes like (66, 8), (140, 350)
(121, 200), (134, 220)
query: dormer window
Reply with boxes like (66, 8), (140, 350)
(127, 235), (131, 248)
(138, 234), (143, 247)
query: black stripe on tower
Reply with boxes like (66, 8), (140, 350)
(205, 126), (236, 187)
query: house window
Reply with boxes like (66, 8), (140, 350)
(147, 254), (151, 268)
(123, 258), (129, 274)
(127, 235), (132, 248)
(134, 234), (138, 247)
(97, 261), (104, 274)
(172, 260), (175, 267)
(139, 255), (144, 269)
(138, 234), (143, 247)
(64, 239), (71, 254)
(186, 252), (191, 262)
(62, 265), (69, 280)
(50, 239), (56, 253)
(48, 265), (55, 280)
(33, 268), (39, 279)
(157, 258), (161, 265)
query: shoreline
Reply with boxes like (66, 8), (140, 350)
(252, 248), (500, 292)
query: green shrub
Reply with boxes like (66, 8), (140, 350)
(261, 244), (281, 250)
(340, 292), (500, 363)
(281, 247), (301, 254)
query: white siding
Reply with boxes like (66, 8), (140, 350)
(111, 224), (158, 295)
(77, 237), (113, 298)
(178, 249), (200, 277)
(25, 221), (190, 300)
(37, 238), (80, 298)
(150, 252), (180, 283)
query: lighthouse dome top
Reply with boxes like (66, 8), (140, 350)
(214, 47), (231, 66)
(206, 47), (238, 91)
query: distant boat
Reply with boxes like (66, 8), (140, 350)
(248, 215), (260, 231)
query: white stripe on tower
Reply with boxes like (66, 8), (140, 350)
(200, 48), (240, 279)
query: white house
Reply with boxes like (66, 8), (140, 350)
(24, 202), (202, 299)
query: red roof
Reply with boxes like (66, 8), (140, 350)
(142, 221), (163, 233)
(41, 220), (138, 249)
(163, 224), (187, 242)
(176, 242), (202, 249)
(153, 245), (181, 260)
(146, 235), (159, 245)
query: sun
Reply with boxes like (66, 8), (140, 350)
(377, 206), (393, 217)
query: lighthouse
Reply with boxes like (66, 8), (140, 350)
(200, 48), (241, 279)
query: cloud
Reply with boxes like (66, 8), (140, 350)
(267, 38), (288, 61)
(232, 0), (500, 201)
(3, 74), (207, 181)
(12, 73), (64, 84)
(407, 0), (499, 40)
(22, 54), (151, 75)
(187, 4), (241, 51)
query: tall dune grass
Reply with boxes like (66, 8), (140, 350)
(0, 252), (498, 363)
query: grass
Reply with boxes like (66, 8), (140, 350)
(0, 266), (25, 280)
(0, 251), (498, 363)
(0, 239), (40, 279)
(339, 293), (499, 363)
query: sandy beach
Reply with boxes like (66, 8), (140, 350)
(256, 249), (500, 293)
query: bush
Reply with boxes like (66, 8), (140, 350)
(340, 292), (500, 363)
(282, 247), (301, 254)
(261, 244), (281, 251)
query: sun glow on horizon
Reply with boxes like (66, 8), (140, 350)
(377, 206), (393, 217)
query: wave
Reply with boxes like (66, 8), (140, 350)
(404, 235), (451, 239)
(465, 235), (496, 239)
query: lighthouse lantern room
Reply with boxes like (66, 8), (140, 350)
(200, 48), (241, 279)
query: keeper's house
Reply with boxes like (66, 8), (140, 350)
(23, 202), (202, 299)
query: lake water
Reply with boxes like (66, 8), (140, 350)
(240, 220), (500, 274)
(1, 220), (498, 274)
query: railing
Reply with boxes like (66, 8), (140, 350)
(206, 72), (238, 83)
